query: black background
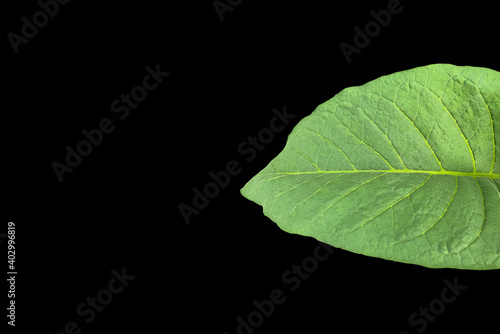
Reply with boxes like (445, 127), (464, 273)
(3, 0), (499, 333)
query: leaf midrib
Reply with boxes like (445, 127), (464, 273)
(262, 169), (500, 179)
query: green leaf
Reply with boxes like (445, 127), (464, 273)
(241, 64), (500, 270)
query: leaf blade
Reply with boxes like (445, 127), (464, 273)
(242, 64), (500, 270)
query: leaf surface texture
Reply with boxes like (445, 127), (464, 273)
(241, 64), (500, 270)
